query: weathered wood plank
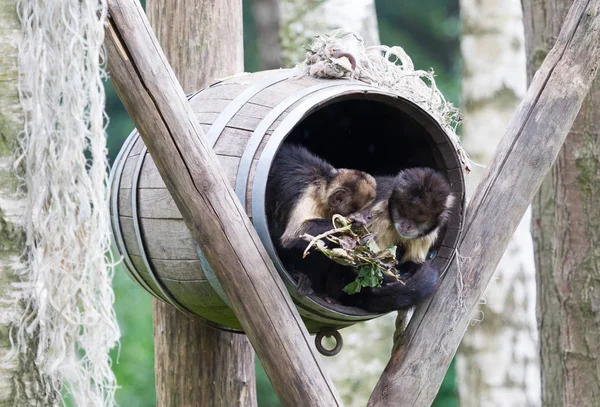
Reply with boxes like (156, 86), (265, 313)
(213, 127), (253, 156)
(118, 216), (142, 257)
(105, 1), (341, 405)
(196, 112), (262, 131)
(189, 82), (249, 101)
(144, 1), (256, 406)
(368, 1), (600, 405)
(118, 188), (176, 218)
(130, 135), (145, 155)
(120, 216), (198, 259)
(120, 155), (137, 188)
(191, 98), (272, 119)
(247, 77), (310, 108)
(129, 254), (207, 281)
(137, 153), (239, 188)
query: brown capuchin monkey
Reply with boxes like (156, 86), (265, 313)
(340, 167), (454, 313)
(266, 144), (377, 295)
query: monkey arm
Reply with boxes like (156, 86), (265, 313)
(342, 261), (440, 313)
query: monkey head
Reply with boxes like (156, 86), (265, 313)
(325, 169), (377, 217)
(388, 167), (454, 239)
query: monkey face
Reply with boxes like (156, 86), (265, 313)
(327, 169), (377, 217)
(389, 203), (436, 239)
(389, 168), (454, 239)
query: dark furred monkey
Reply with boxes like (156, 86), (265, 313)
(341, 167), (455, 313)
(369, 167), (454, 263)
(266, 144), (377, 295)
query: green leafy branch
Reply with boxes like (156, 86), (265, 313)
(300, 215), (401, 295)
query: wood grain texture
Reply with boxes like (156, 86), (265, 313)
(368, 1), (600, 405)
(106, 0), (341, 405)
(524, 0), (600, 406)
(146, 0), (244, 94)
(144, 1), (257, 406)
(114, 71), (466, 329)
(153, 309), (253, 407)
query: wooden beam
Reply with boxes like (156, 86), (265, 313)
(145, 1), (257, 406)
(368, 0), (600, 405)
(104, 0), (341, 405)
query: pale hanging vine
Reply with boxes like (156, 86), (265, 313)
(8, 0), (120, 405)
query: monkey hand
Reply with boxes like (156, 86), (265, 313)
(296, 274), (315, 296)
(347, 212), (370, 228)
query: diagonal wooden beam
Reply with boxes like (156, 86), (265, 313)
(103, 0), (341, 405)
(368, 0), (600, 405)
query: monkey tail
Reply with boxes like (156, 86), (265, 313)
(343, 261), (439, 313)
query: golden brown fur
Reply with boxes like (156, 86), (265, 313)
(369, 200), (442, 264)
(280, 169), (376, 247)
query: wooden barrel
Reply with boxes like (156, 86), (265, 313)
(109, 68), (466, 334)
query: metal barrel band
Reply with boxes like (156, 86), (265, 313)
(193, 242), (233, 309)
(315, 328), (343, 357)
(251, 84), (387, 322)
(235, 80), (357, 209)
(131, 147), (196, 317)
(205, 69), (299, 147)
(109, 131), (156, 296)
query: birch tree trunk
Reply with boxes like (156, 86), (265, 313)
(146, 1), (257, 406)
(523, 1), (600, 405)
(456, 1), (540, 406)
(252, 0), (283, 69)
(0, 1), (56, 404)
(279, 0), (380, 67)
(279, 2), (389, 405)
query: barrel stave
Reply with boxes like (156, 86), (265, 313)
(110, 70), (466, 334)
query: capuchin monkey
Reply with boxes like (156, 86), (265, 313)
(368, 167), (454, 264)
(266, 144), (377, 295)
(341, 167), (455, 313)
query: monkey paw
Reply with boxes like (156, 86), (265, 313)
(348, 212), (369, 227)
(296, 274), (315, 296)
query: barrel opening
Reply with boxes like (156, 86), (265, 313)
(265, 93), (463, 316)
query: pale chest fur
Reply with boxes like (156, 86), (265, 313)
(280, 184), (326, 246)
(368, 201), (438, 264)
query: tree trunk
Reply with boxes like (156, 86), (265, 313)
(457, 1), (540, 406)
(146, 1), (256, 406)
(0, 1), (57, 405)
(252, 0), (283, 69)
(279, 0), (380, 67)
(367, 0), (600, 403)
(523, 1), (600, 406)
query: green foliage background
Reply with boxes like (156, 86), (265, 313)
(107, 1), (461, 405)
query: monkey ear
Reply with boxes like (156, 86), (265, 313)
(328, 188), (348, 208)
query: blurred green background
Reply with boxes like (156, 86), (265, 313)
(107, 1), (461, 406)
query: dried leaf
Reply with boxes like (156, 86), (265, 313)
(303, 215), (402, 295)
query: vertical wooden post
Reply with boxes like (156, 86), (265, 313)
(146, 1), (256, 406)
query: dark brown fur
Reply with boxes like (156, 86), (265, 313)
(266, 144), (376, 295)
(370, 167), (454, 262)
(340, 167), (454, 312)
